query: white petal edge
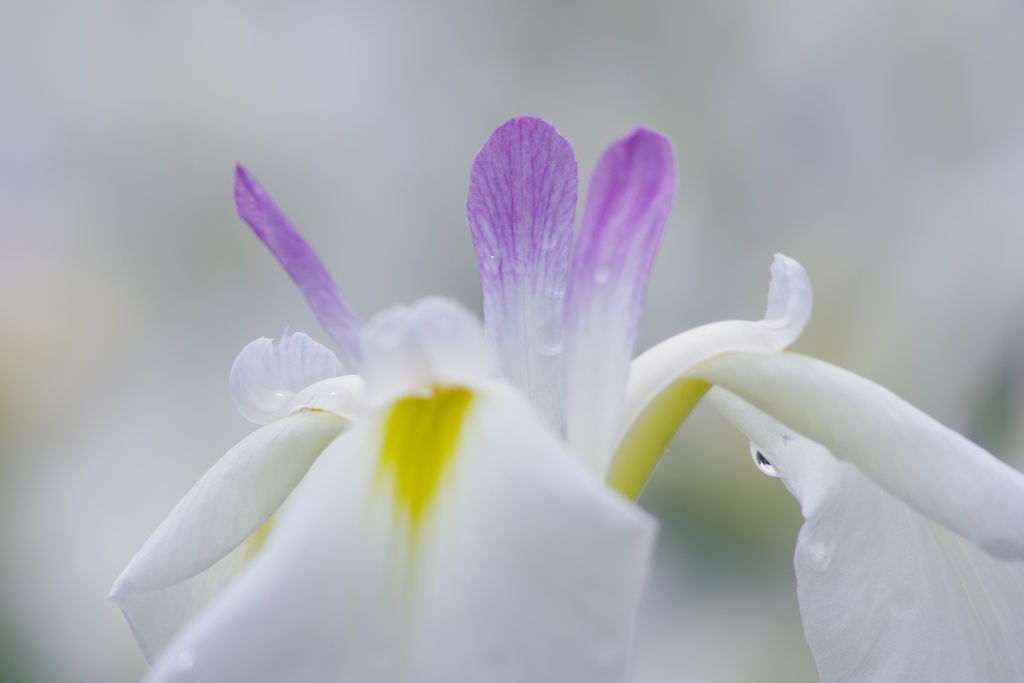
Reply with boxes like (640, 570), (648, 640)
(709, 387), (1024, 682)
(230, 332), (346, 425)
(609, 254), (811, 482)
(110, 411), (349, 660)
(694, 351), (1024, 560)
(146, 383), (656, 683)
(359, 297), (497, 406)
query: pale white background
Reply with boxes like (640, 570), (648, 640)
(3, 0), (1024, 681)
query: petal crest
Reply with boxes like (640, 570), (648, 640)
(607, 255), (811, 495)
(467, 117), (577, 423)
(564, 128), (676, 474)
(229, 331), (345, 424)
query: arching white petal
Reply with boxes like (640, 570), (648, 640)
(110, 411), (349, 660)
(229, 331), (345, 425)
(360, 297), (497, 406)
(146, 384), (656, 683)
(694, 351), (1024, 560)
(606, 255), (811, 494)
(709, 388), (1024, 683)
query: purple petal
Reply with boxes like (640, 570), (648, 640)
(562, 128), (676, 473)
(466, 117), (577, 423)
(234, 165), (363, 369)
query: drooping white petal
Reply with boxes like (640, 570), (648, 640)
(606, 254), (811, 494)
(709, 388), (1024, 683)
(110, 411), (349, 661)
(146, 383), (656, 683)
(229, 331), (345, 424)
(694, 351), (1024, 560)
(359, 297), (497, 405)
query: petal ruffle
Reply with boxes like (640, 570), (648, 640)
(694, 351), (1024, 560)
(467, 117), (577, 423)
(709, 388), (1024, 683)
(110, 411), (349, 661)
(607, 254), (810, 495)
(229, 331), (345, 424)
(146, 384), (656, 683)
(563, 128), (676, 474)
(234, 165), (364, 368)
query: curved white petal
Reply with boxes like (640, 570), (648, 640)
(146, 384), (656, 683)
(230, 332), (345, 424)
(694, 352), (1024, 560)
(360, 297), (497, 405)
(709, 388), (1024, 683)
(111, 411), (349, 660)
(606, 255), (810, 493)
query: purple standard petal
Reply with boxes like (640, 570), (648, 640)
(467, 117), (577, 424)
(563, 128), (676, 474)
(234, 165), (363, 369)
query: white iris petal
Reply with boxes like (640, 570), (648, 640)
(709, 388), (1024, 683)
(146, 299), (655, 683)
(110, 411), (350, 661)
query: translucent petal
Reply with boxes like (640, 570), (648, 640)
(563, 128), (676, 473)
(695, 351), (1024, 559)
(110, 411), (349, 660)
(709, 388), (1024, 683)
(359, 297), (496, 406)
(229, 331), (345, 425)
(146, 384), (656, 683)
(607, 255), (810, 493)
(467, 117), (577, 424)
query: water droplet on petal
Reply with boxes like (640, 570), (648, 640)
(538, 341), (563, 357)
(541, 232), (561, 252)
(803, 539), (833, 571)
(749, 442), (779, 476)
(480, 254), (500, 275)
(176, 651), (196, 670)
(592, 265), (611, 285)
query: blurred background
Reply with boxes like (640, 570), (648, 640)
(3, 0), (1024, 681)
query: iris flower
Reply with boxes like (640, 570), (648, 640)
(111, 117), (1024, 683)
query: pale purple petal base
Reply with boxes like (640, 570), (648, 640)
(234, 165), (363, 368)
(563, 128), (676, 473)
(466, 117), (577, 422)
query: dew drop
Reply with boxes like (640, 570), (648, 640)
(480, 254), (500, 275)
(538, 341), (563, 357)
(803, 540), (833, 571)
(748, 442), (779, 476)
(176, 651), (196, 670)
(592, 265), (611, 285)
(541, 231), (561, 252)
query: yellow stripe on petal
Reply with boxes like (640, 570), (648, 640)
(379, 386), (474, 527)
(607, 378), (710, 500)
(238, 513), (276, 568)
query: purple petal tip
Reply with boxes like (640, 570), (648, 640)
(232, 164), (364, 369)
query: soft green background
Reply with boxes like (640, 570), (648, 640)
(3, 0), (1024, 681)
